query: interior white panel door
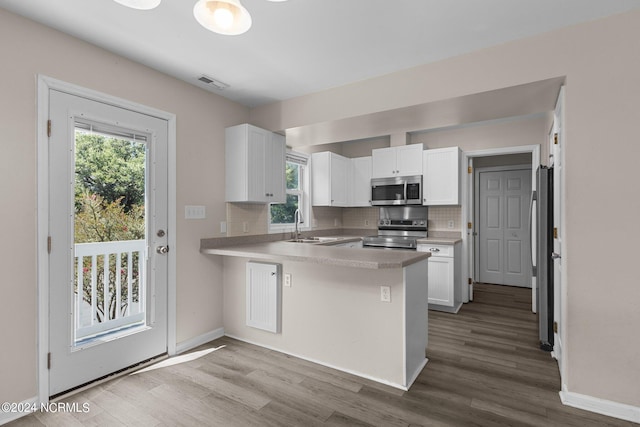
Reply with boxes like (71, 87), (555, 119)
(479, 173), (503, 284)
(504, 172), (531, 286)
(479, 169), (531, 286)
(552, 87), (564, 366)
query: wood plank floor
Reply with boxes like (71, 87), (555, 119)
(9, 283), (634, 426)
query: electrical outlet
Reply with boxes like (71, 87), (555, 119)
(380, 286), (391, 302)
(243, 222), (249, 233)
(284, 273), (292, 287)
(334, 218), (339, 227)
(220, 221), (227, 233)
(364, 219), (369, 226)
(447, 220), (454, 229)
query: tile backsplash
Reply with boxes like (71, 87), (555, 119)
(225, 203), (462, 237)
(428, 206), (462, 232)
(226, 203), (269, 236)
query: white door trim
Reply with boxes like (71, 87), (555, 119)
(36, 75), (177, 404)
(460, 144), (540, 304)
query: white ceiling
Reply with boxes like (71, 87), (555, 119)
(2, 0), (640, 107)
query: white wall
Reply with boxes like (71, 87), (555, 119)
(251, 11), (640, 408)
(0, 8), (247, 405)
(223, 257), (407, 386)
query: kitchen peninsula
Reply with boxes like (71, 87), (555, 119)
(201, 237), (430, 390)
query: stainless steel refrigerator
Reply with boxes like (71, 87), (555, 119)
(531, 166), (554, 351)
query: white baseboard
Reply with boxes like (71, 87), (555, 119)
(406, 358), (429, 390)
(560, 385), (640, 424)
(225, 333), (410, 391)
(0, 396), (38, 426)
(175, 327), (224, 354)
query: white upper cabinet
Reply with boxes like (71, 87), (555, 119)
(225, 124), (285, 203)
(422, 147), (461, 205)
(311, 152), (349, 207)
(349, 156), (372, 207)
(371, 145), (423, 178)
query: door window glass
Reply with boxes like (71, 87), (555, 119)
(73, 121), (148, 346)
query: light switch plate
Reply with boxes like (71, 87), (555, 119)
(185, 205), (206, 219)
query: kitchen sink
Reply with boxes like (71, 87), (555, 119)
(286, 238), (320, 243)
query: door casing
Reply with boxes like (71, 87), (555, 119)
(461, 144), (540, 305)
(474, 165), (532, 287)
(36, 75), (177, 404)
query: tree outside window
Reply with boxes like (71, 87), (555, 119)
(270, 161), (302, 225)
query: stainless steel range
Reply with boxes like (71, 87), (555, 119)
(363, 206), (428, 250)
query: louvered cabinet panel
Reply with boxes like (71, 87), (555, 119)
(246, 262), (281, 333)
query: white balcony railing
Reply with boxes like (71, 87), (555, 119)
(74, 240), (146, 344)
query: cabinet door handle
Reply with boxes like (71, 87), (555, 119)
(429, 248), (440, 252)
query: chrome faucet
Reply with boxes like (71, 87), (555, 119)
(294, 208), (302, 240)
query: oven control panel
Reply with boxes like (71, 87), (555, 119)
(379, 219), (426, 227)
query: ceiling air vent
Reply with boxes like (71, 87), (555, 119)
(197, 75), (230, 90)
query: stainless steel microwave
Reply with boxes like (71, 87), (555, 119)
(371, 175), (422, 206)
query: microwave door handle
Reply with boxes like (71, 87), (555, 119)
(403, 181), (408, 204)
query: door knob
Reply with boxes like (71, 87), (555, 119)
(551, 252), (561, 260)
(156, 245), (169, 254)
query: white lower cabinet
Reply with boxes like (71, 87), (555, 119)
(418, 242), (462, 313)
(246, 262), (282, 333)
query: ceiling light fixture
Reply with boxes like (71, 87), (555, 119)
(193, 0), (252, 36)
(112, 0), (161, 10)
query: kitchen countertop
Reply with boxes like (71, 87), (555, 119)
(417, 237), (463, 245)
(201, 239), (430, 269)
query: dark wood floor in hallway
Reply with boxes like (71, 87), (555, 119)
(9, 283), (634, 426)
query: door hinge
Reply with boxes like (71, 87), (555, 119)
(468, 166), (472, 174)
(553, 227), (558, 239)
(553, 322), (558, 334)
(553, 133), (558, 145)
(47, 236), (52, 254)
(468, 278), (473, 285)
(47, 120), (51, 137)
(47, 352), (51, 370)
(467, 222), (472, 230)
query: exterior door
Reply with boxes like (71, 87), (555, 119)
(48, 89), (168, 396)
(477, 168), (532, 287)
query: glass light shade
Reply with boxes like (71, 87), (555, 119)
(193, 0), (252, 36)
(113, 0), (161, 10)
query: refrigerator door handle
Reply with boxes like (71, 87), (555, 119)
(529, 190), (537, 276)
